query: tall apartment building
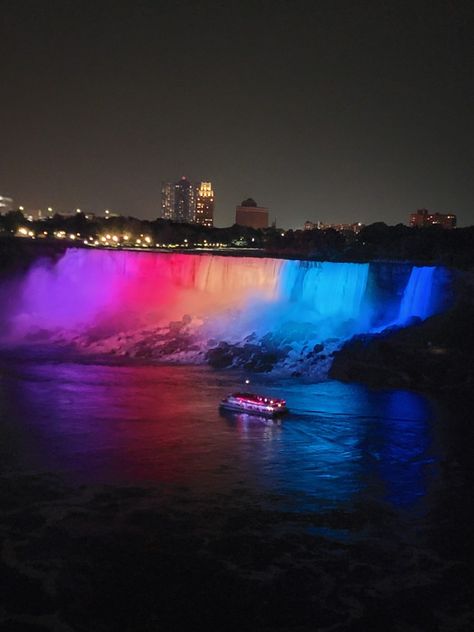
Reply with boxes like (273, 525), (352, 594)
(161, 177), (214, 225)
(235, 198), (268, 229)
(175, 176), (196, 223)
(161, 182), (175, 220)
(195, 182), (214, 227)
(409, 209), (456, 229)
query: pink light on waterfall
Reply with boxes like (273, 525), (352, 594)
(0, 249), (443, 351)
(7, 250), (283, 337)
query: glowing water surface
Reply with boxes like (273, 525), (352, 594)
(0, 358), (442, 513)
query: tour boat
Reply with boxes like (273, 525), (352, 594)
(220, 392), (288, 417)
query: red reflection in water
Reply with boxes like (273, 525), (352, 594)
(0, 359), (442, 513)
(0, 362), (248, 487)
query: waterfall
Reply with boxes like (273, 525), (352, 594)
(279, 260), (369, 321)
(397, 266), (437, 324)
(1, 249), (444, 344)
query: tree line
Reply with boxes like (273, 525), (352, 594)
(1, 211), (474, 268)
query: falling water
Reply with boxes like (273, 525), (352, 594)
(279, 261), (369, 320)
(397, 266), (437, 324)
(0, 250), (444, 344)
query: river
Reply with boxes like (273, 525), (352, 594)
(0, 355), (472, 630)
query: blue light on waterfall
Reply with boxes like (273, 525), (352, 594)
(397, 266), (437, 324)
(279, 261), (370, 320)
(3, 250), (446, 346)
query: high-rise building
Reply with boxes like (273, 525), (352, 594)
(409, 209), (456, 229)
(161, 176), (196, 223)
(235, 198), (268, 229)
(161, 177), (215, 225)
(161, 182), (175, 220)
(195, 182), (214, 227)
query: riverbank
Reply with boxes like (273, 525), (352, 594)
(330, 301), (474, 395)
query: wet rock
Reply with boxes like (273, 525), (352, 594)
(134, 346), (153, 359)
(169, 320), (183, 332)
(330, 303), (474, 393)
(244, 351), (279, 372)
(159, 338), (185, 355)
(206, 344), (234, 369)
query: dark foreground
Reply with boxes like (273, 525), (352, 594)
(2, 469), (474, 632)
(1, 470), (473, 632)
(0, 361), (473, 631)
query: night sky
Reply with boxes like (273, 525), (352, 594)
(1, 0), (473, 227)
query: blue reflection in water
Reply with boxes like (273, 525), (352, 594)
(374, 389), (436, 507)
(0, 360), (440, 514)
(220, 379), (438, 511)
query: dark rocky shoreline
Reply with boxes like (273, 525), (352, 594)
(329, 302), (474, 395)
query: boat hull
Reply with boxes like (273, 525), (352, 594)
(220, 401), (288, 418)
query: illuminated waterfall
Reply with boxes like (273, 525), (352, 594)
(397, 266), (437, 324)
(2, 250), (443, 344)
(279, 261), (369, 320)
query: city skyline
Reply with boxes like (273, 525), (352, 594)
(0, 188), (461, 231)
(1, 1), (473, 227)
(161, 176), (215, 226)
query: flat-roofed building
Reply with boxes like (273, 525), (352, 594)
(235, 198), (268, 229)
(409, 209), (456, 228)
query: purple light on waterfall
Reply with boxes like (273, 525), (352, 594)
(0, 250), (444, 348)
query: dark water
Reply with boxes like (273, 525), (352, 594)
(0, 360), (441, 507)
(0, 357), (473, 631)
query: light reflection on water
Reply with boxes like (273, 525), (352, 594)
(0, 360), (440, 513)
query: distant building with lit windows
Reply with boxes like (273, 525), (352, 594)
(235, 198), (268, 229)
(161, 177), (215, 225)
(409, 209), (456, 229)
(195, 182), (214, 227)
(161, 176), (196, 223)
(304, 220), (364, 234)
(161, 182), (175, 220)
(173, 176), (196, 223)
